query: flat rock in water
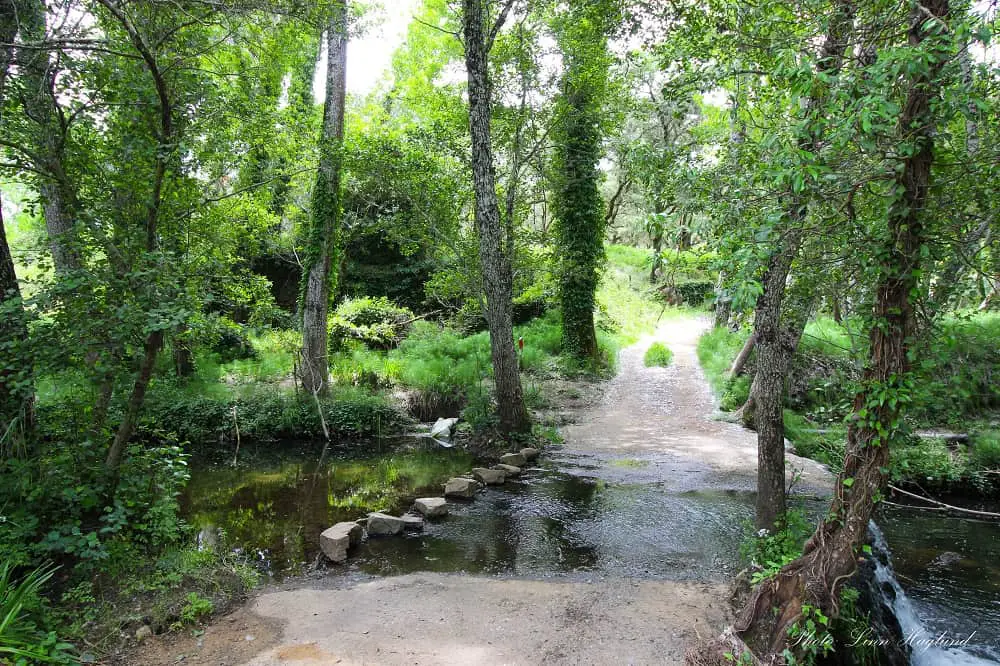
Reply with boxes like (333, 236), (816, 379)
(500, 452), (527, 467)
(472, 467), (506, 485)
(493, 463), (521, 476)
(444, 477), (478, 499)
(400, 513), (425, 531)
(520, 448), (540, 461)
(320, 521), (363, 563)
(367, 512), (405, 536)
(413, 497), (449, 517)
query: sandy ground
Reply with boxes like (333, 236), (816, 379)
(128, 315), (831, 666)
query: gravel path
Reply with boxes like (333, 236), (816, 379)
(130, 315), (831, 666)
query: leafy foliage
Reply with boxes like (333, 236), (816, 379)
(643, 342), (673, 368)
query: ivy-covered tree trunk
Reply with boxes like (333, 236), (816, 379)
(743, 1), (855, 531)
(300, 1), (347, 396)
(719, 2), (952, 660)
(461, 0), (530, 434)
(19, 0), (82, 274)
(553, 4), (612, 363)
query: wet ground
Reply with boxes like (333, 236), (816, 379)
(138, 315), (998, 665)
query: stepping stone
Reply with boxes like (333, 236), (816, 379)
(444, 477), (478, 499)
(520, 448), (540, 461)
(320, 522), (363, 563)
(493, 463), (521, 476)
(472, 467), (506, 485)
(400, 513), (425, 531)
(414, 497), (449, 517)
(367, 512), (405, 536)
(500, 452), (526, 467)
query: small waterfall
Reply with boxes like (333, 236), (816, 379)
(869, 522), (997, 666)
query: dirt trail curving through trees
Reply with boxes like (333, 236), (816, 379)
(130, 315), (832, 666)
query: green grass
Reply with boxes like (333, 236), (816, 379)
(219, 329), (299, 384)
(643, 342), (673, 367)
(696, 326), (751, 410)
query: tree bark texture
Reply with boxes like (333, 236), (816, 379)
(300, 1), (347, 396)
(462, 0), (530, 434)
(731, 1), (950, 658)
(746, 1), (855, 532)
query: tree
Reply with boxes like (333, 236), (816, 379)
(0, 0), (32, 452)
(744, 0), (856, 532)
(552, 1), (616, 362)
(17, 0), (82, 274)
(300, 0), (348, 396)
(709, 1), (958, 660)
(460, 0), (530, 434)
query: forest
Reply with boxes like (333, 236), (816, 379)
(0, 0), (998, 664)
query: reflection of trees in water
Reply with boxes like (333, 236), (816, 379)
(181, 450), (472, 576)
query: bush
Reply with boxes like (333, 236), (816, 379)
(644, 342), (673, 367)
(971, 430), (1000, 470)
(329, 296), (415, 352)
(208, 318), (256, 363)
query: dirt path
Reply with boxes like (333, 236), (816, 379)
(131, 316), (831, 666)
(563, 314), (831, 490)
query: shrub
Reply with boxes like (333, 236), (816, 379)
(889, 436), (966, 488)
(739, 509), (813, 583)
(208, 317), (256, 363)
(644, 342), (673, 367)
(328, 296), (414, 352)
(971, 430), (1000, 470)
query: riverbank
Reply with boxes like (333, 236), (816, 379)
(126, 315), (832, 665)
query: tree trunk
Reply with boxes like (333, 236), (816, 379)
(103, 0), (176, 472)
(744, 1), (854, 531)
(729, 332), (757, 377)
(649, 231), (663, 282)
(728, 1), (950, 659)
(19, 0), (82, 274)
(0, 0), (34, 452)
(173, 326), (195, 378)
(300, 1), (347, 396)
(713, 273), (732, 329)
(554, 5), (610, 364)
(462, 0), (530, 434)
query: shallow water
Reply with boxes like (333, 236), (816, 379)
(182, 443), (999, 661)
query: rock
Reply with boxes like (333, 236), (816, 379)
(367, 512), (406, 536)
(414, 497), (449, 517)
(430, 417), (459, 439)
(444, 477), (478, 499)
(135, 625), (153, 642)
(320, 521), (363, 563)
(472, 467), (506, 485)
(400, 513), (425, 531)
(493, 463), (521, 476)
(520, 447), (540, 461)
(500, 452), (526, 467)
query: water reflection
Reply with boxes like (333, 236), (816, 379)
(182, 447), (474, 577)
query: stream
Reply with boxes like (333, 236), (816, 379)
(182, 442), (999, 663)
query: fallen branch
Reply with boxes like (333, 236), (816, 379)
(888, 484), (1000, 519)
